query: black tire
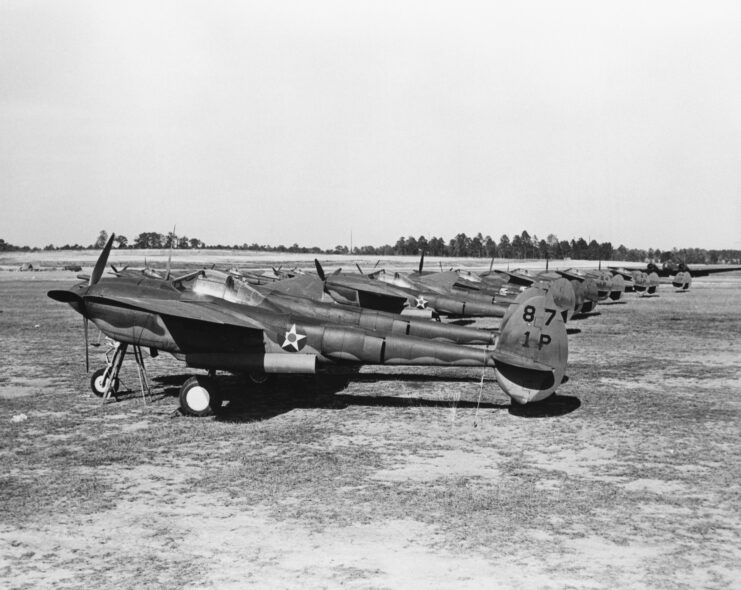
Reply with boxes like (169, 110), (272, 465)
(179, 375), (220, 417)
(247, 371), (274, 386)
(90, 368), (119, 397)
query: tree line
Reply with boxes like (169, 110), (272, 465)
(1, 230), (739, 264)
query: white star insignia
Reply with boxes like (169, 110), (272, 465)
(282, 324), (307, 352)
(415, 296), (428, 309)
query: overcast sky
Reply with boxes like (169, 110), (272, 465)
(1, 0), (740, 250)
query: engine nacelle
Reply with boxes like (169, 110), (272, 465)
(185, 352), (316, 374)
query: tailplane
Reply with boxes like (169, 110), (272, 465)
(493, 291), (568, 404)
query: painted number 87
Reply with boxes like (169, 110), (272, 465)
(522, 305), (557, 325)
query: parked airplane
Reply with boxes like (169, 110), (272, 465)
(645, 261), (741, 278)
(48, 235), (569, 416)
(318, 261), (509, 318)
(610, 261), (740, 292)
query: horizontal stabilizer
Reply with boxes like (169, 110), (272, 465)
(491, 348), (557, 373)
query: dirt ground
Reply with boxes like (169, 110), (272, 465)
(0, 263), (739, 589)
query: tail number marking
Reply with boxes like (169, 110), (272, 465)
(522, 305), (557, 326)
(522, 331), (552, 349)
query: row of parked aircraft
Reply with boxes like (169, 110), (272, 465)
(48, 235), (739, 417)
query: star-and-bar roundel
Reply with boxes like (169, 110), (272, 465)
(281, 324), (307, 352)
(415, 296), (428, 309)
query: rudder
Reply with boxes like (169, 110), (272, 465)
(493, 291), (568, 404)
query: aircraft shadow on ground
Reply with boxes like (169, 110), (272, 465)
(571, 312), (601, 321)
(146, 373), (580, 422)
(601, 300), (628, 305)
(507, 395), (581, 418)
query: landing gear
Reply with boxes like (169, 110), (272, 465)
(179, 375), (222, 417)
(90, 367), (119, 397)
(91, 340), (151, 402)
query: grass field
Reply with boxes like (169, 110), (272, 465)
(1, 267), (739, 589)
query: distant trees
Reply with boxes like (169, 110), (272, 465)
(94, 230), (108, 249)
(4, 229), (740, 263)
(133, 232), (163, 249)
(0, 238), (31, 252)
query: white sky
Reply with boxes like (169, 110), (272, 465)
(1, 0), (740, 250)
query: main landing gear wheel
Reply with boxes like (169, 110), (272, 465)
(179, 375), (221, 417)
(90, 368), (119, 397)
(247, 371), (274, 386)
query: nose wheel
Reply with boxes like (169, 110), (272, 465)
(90, 340), (152, 402)
(90, 367), (120, 397)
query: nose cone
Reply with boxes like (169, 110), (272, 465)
(48, 286), (85, 315)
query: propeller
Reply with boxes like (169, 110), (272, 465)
(84, 316), (89, 371)
(165, 225), (176, 280)
(90, 233), (115, 286)
(314, 259), (326, 281)
(355, 260), (382, 275)
(418, 250), (425, 274)
(82, 232), (115, 370)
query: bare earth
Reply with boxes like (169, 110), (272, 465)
(0, 259), (739, 589)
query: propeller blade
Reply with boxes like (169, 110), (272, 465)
(84, 317), (89, 372)
(165, 225), (175, 280)
(355, 263), (364, 274)
(90, 233), (115, 286)
(314, 259), (326, 281)
(418, 250), (425, 274)
(489, 258), (494, 272)
(373, 260), (380, 269)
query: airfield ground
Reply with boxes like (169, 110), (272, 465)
(0, 257), (739, 589)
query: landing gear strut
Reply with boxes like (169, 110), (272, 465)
(90, 340), (151, 402)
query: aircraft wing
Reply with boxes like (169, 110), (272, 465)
(496, 270), (536, 286)
(685, 265), (741, 277)
(258, 274), (327, 302)
(85, 293), (267, 331)
(609, 264), (741, 277)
